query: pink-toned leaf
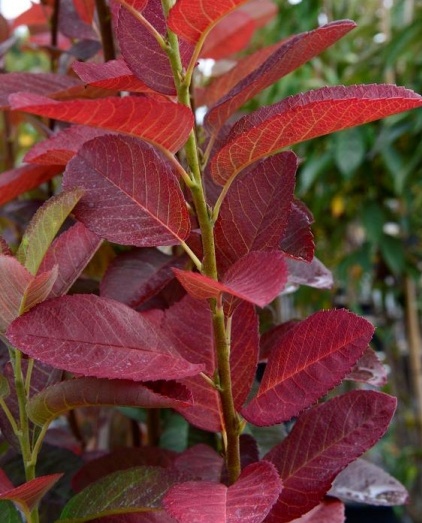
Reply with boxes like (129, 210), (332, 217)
(215, 152), (297, 273)
(16, 188), (84, 275)
(201, 10), (255, 60)
(329, 458), (408, 506)
(9, 93), (193, 153)
(21, 267), (58, 311)
(27, 377), (192, 426)
(288, 498), (345, 523)
(62, 135), (191, 247)
(238, 0), (277, 28)
(264, 390), (397, 522)
(280, 201), (314, 262)
(0, 237), (12, 256)
(174, 251), (287, 308)
(38, 221), (102, 298)
(164, 462), (282, 523)
(72, 447), (176, 493)
(60, 466), (183, 521)
(72, 59), (153, 93)
(285, 256), (333, 290)
(174, 444), (224, 483)
(100, 248), (186, 308)
(168, 0), (250, 45)
(0, 472), (63, 513)
(25, 125), (110, 166)
(345, 347), (388, 387)
(6, 294), (204, 381)
(242, 310), (374, 426)
(91, 514), (176, 523)
(0, 72), (80, 109)
(211, 85), (422, 185)
(205, 21), (356, 133)
(0, 164), (63, 205)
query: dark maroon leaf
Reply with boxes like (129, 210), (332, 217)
(280, 201), (314, 262)
(242, 310), (374, 426)
(164, 462), (282, 523)
(215, 152), (297, 273)
(63, 135), (191, 247)
(6, 294), (204, 381)
(264, 390), (397, 522)
(100, 248), (186, 308)
(58, 0), (97, 40)
(174, 444), (224, 482)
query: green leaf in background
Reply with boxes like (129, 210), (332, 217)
(334, 127), (366, 179)
(380, 234), (406, 275)
(160, 411), (189, 452)
(0, 500), (22, 522)
(362, 202), (387, 245)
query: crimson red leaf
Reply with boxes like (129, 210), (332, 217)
(211, 85), (422, 185)
(345, 347), (388, 387)
(264, 390), (397, 522)
(100, 248), (186, 308)
(174, 252), (287, 308)
(215, 152), (297, 273)
(63, 135), (191, 247)
(12, 3), (52, 29)
(329, 458), (408, 506)
(288, 498), (345, 523)
(205, 21), (356, 133)
(38, 221), (102, 298)
(6, 294), (204, 381)
(0, 472), (63, 513)
(27, 377), (192, 426)
(164, 462), (281, 523)
(280, 201), (314, 262)
(242, 310), (374, 426)
(25, 125), (110, 166)
(0, 164), (63, 205)
(168, 0), (250, 45)
(73, 0), (96, 24)
(9, 93), (193, 153)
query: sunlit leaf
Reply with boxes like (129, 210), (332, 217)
(288, 498), (345, 523)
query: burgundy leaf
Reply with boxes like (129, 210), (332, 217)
(27, 377), (192, 426)
(58, 0), (97, 40)
(0, 237), (12, 256)
(329, 458), (408, 506)
(174, 252), (287, 308)
(100, 248), (186, 308)
(0, 472), (63, 512)
(25, 125), (110, 166)
(72, 59), (153, 93)
(288, 498), (345, 523)
(264, 390), (397, 522)
(164, 462), (282, 523)
(6, 294), (204, 381)
(63, 135), (191, 247)
(280, 201), (314, 262)
(285, 257), (333, 290)
(215, 152), (297, 273)
(174, 444), (224, 482)
(168, 0), (250, 45)
(345, 347), (388, 387)
(242, 310), (374, 426)
(9, 93), (193, 153)
(205, 21), (356, 133)
(0, 164), (63, 206)
(38, 221), (102, 298)
(211, 85), (422, 185)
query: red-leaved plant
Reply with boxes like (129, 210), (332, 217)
(0, 1), (421, 521)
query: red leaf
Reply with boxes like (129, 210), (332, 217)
(62, 135), (191, 247)
(205, 21), (356, 133)
(168, 0), (250, 45)
(6, 294), (204, 381)
(100, 248), (186, 308)
(280, 201), (314, 262)
(25, 125), (110, 166)
(211, 85), (422, 185)
(242, 310), (374, 426)
(215, 152), (297, 273)
(38, 221), (101, 298)
(239, 0), (277, 28)
(27, 377), (192, 426)
(328, 458), (408, 506)
(72, 59), (153, 93)
(9, 93), (193, 153)
(174, 252), (287, 308)
(288, 498), (345, 523)
(264, 390), (397, 522)
(58, 0), (97, 40)
(345, 347), (388, 387)
(0, 472), (63, 512)
(12, 3), (52, 29)
(164, 462), (282, 523)
(0, 164), (63, 205)
(73, 0), (96, 24)
(174, 444), (224, 483)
